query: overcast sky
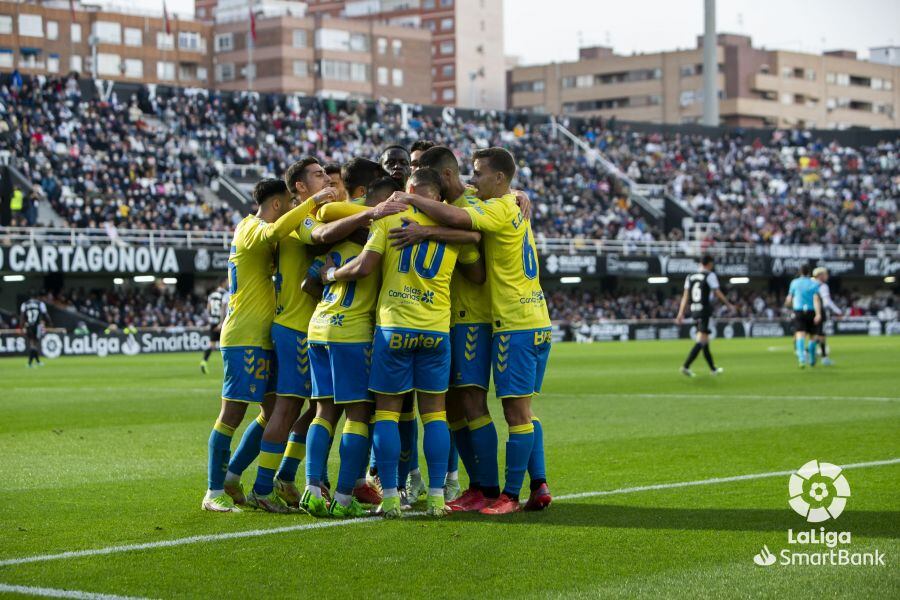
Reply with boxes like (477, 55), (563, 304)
(115, 0), (899, 63)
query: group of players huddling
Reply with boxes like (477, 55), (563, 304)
(201, 143), (552, 518)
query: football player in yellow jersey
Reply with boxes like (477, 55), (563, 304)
(202, 178), (331, 513)
(298, 163), (400, 518)
(325, 168), (484, 518)
(324, 163), (349, 202)
(385, 147), (552, 515)
(409, 140), (435, 172)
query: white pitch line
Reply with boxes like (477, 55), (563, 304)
(1, 458), (898, 569)
(0, 583), (149, 600)
(541, 392), (899, 403)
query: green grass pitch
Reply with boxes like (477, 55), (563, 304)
(1, 337), (898, 598)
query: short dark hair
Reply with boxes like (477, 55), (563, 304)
(323, 162), (342, 176)
(253, 178), (288, 205)
(418, 146), (459, 173)
(284, 157), (320, 191)
(410, 140), (435, 154)
(342, 158), (388, 193)
(472, 147), (516, 182)
(799, 263), (811, 276)
(408, 168), (443, 198)
(366, 176), (402, 200)
(701, 255), (714, 267)
(380, 144), (410, 160)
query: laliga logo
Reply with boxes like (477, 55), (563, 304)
(41, 333), (63, 359)
(788, 460), (851, 522)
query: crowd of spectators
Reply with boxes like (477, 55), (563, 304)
(3, 75), (896, 245)
(47, 286), (208, 329)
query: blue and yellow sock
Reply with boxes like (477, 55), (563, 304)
(362, 414), (376, 480)
(226, 414), (266, 477)
(503, 422), (535, 500)
(450, 419), (478, 486)
(468, 414), (499, 496)
(421, 411), (450, 491)
(373, 410), (401, 492)
(795, 338), (806, 362)
(253, 440), (286, 495)
(305, 417), (333, 488)
(337, 420), (370, 495)
(398, 411), (417, 486)
(447, 428), (459, 474)
(276, 432), (305, 483)
(207, 420), (235, 491)
(528, 417), (547, 491)
(322, 434), (335, 489)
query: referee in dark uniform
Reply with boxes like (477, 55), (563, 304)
(675, 255), (735, 377)
(200, 280), (228, 374)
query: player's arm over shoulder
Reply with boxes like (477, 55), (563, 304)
(464, 196), (513, 233)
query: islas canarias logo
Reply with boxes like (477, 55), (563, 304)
(788, 460), (851, 522)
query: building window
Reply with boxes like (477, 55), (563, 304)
(157, 32), (174, 51)
(97, 53), (121, 76)
(293, 61), (308, 77)
(441, 18), (453, 30)
(157, 61), (175, 81)
(320, 59), (369, 82)
(392, 68), (403, 86)
(71, 23), (82, 43)
(440, 40), (454, 55)
(679, 64), (695, 77)
(0, 16), (12, 35)
(424, 0), (435, 8)
(0, 50), (13, 69)
(392, 39), (402, 56)
(781, 92), (793, 105)
(179, 32), (202, 51)
(648, 94), (662, 105)
(424, 20), (436, 32)
(440, 0), (453, 6)
(576, 74), (592, 88)
(47, 54), (60, 73)
(216, 63), (235, 82)
(93, 21), (121, 45)
(215, 33), (233, 52)
(197, 67), (207, 81)
(442, 87), (455, 101)
(18, 14), (43, 38)
(70, 55), (82, 72)
(124, 27), (142, 47)
(293, 30), (307, 48)
(805, 68), (815, 81)
(442, 64), (454, 78)
(350, 33), (369, 52)
(350, 62), (368, 81)
(124, 58), (142, 78)
(679, 90), (695, 106)
(47, 21), (59, 41)
(377, 37), (387, 54)
(377, 66), (388, 85)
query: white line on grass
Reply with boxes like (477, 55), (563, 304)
(1, 458), (897, 569)
(542, 392), (899, 402)
(0, 583), (149, 600)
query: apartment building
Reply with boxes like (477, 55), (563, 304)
(509, 34), (900, 129)
(199, 0), (506, 109)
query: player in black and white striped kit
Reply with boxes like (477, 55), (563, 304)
(812, 267), (841, 366)
(200, 281), (229, 374)
(20, 296), (52, 368)
(675, 255), (735, 377)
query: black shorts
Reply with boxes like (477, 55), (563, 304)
(794, 311), (816, 334)
(208, 324), (221, 343)
(813, 315), (827, 336)
(692, 312), (712, 334)
(25, 325), (40, 343)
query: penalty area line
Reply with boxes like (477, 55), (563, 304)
(1, 458), (898, 569)
(0, 583), (150, 600)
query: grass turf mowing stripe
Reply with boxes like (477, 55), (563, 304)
(542, 393), (899, 402)
(0, 583), (150, 599)
(1, 458), (897, 568)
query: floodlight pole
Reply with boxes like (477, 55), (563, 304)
(702, 0), (719, 126)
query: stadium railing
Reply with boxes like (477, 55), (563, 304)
(0, 227), (897, 259)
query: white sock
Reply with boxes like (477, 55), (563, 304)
(335, 492), (352, 507)
(355, 477), (367, 487)
(305, 484), (322, 498)
(206, 489), (223, 499)
(446, 470), (459, 482)
(410, 468), (421, 478)
(224, 471), (240, 483)
(383, 487), (399, 498)
(428, 487), (443, 497)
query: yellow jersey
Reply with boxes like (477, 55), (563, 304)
(365, 207), (479, 334)
(272, 214), (321, 333)
(463, 193), (551, 333)
(221, 199), (316, 349)
(450, 190), (492, 326)
(307, 239), (379, 344)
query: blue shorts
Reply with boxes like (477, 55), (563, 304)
(493, 329), (552, 399)
(221, 346), (276, 403)
(369, 326), (451, 395)
(450, 323), (492, 390)
(308, 341), (372, 404)
(271, 323), (311, 399)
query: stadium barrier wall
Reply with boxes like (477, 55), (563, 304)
(0, 329), (210, 358)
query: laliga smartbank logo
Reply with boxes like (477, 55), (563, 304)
(752, 460), (886, 568)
